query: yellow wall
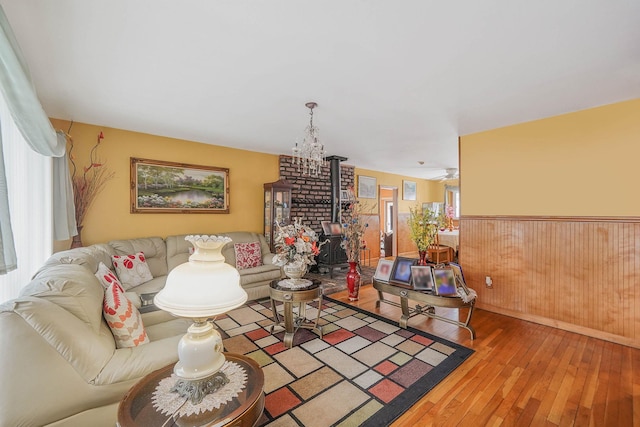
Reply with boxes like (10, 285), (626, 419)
(353, 167), (444, 212)
(460, 98), (640, 216)
(51, 119), (280, 249)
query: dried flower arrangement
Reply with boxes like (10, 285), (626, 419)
(65, 125), (114, 247)
(340, 186), (374, 263)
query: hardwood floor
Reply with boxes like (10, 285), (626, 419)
(329, 284), (640, 426)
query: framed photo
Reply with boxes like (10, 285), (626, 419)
(411, 265), (434, 291)
(329, 222), (343, 235)
(340, 189), (349, 202)
(390, 257), (417, 286)
(130, 158), (229, 213)
(449, 262), (470, 295)
(374, 259), (394, 282)
(321, 220), (332, 235)
(358, 175), (377, 199)
(433, 268), (457, 296)
(403, 180), (417, 201)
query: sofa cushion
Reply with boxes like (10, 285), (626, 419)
(129, 276), (167, 295)
(95, 262), (121, 289)
(238, 264), (282, 287)
(20, 264), (105, 334)
(219, 232), (271, 267)
(103, 281), (149, 348)
(234, 241), (263, 270)
(109, 237), (168, 278)
(112, 252), (154, 289)
(165, 235), (192, 271)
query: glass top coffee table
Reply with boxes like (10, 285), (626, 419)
(269, 278), (323, 348)
(117, 353), (264, 427)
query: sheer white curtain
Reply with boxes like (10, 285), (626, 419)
(0, 95), (52, 303)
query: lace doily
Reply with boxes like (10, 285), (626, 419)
(152, 360), (247, 417)
(277, 278), (313, 289)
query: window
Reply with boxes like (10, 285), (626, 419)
(0, 95), (53, 303)
(444, 185), (460, 219)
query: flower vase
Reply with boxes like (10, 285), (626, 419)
(346, 261), (361, 301)
(283, 263), (307, 280)
(418, 250), (428, 266)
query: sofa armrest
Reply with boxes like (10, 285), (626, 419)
(92, 335), (181, 385)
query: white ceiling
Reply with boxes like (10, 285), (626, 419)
(2, 1), (639, 179)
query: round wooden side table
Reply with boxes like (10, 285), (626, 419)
(269, 278), (323, 348)
(117, 353), (264, 427)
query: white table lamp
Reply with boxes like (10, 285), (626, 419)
(154, 235), (248, 404)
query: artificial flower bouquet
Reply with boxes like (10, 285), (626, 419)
(272, 218), (322, 268)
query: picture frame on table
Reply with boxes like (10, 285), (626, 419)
(358, 175), (377, 199)
(130, 157), (229, 214)
(403, 180), (417, 201)
(411, 265), (434, 291)
(329, 222), (343, 235)
(390, 257), (417, 286)
(321, 220), (332, 235)
(373, 259), (394, 282)
(433, 268), (458, 296)
(449, 262), (470, 295)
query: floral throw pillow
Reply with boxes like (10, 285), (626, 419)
(95, 262), (122, 289)
(234, 242), (263, 270)
(111, 252), (153, 289)
(103, 281), (149, 348)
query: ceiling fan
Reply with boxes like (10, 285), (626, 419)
(432, 168), (459, 181)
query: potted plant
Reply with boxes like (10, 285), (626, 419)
(407, 204), (444, 265)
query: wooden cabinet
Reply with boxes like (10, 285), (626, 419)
(264, 179), (293, 252)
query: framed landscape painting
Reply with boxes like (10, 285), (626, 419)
(130, 158), (229, 213)
(403, 180), (417, 201)
(358, 175), (377, 199)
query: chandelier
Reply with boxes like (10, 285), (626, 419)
(292, 102), (326, 177)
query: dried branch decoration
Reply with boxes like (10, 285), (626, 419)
(65, 123), (115, 229)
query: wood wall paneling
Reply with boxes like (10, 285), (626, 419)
(460, 216), (640, 348)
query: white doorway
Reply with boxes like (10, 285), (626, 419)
(379, 186), (398, 258)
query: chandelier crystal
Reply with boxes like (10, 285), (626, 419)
(292, 102), (326, 177)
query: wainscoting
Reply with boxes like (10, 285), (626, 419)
(460, 216), (640, 348)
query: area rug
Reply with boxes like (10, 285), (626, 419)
(306, 265), (377, 295)
(216, 296), (474, 427)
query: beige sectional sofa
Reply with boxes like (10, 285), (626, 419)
(0, 232), (281, 427)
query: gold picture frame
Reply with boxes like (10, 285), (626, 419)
(130, 157), (229, 213)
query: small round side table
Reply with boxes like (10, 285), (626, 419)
(269, 278), (323, 348)
(117, 353), (264, 427)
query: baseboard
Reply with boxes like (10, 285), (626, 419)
(476, 302), (640, 349)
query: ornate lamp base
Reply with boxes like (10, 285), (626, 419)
(170, 371), (230, 405)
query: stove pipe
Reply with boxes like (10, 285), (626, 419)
(325, 155), (348, 223)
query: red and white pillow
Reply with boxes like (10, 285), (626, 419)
(103, 280), (149, 348)
(95, 262), (121, 289)
(111, 252), (153, 289)
(234, 242), (263, 270)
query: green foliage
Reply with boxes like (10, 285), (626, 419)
(407, 204), (444, 251)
